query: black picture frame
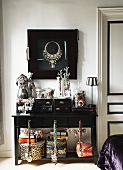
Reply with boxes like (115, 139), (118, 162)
(27, 29), (79, 79)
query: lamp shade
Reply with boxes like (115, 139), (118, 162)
(86, 77), (98, 86)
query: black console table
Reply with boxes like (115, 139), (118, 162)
(12, 107), (98, 165)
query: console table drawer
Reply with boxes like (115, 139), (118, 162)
(15, 117), (42, 127)
(68, 116), (95, 127)
(42, 117), (68, 128)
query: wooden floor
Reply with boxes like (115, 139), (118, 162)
(0, 158), (100, 170)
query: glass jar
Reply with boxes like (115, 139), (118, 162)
(73, 86), (86, 107)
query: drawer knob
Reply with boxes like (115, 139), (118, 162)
(56, 108), (60, 110)
(59, 101), (64, 104)
(46, 102), (50, 105)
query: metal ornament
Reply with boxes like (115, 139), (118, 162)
(57, 67), (71, 97)
(43, 41), (62, 68)
(25, 120), (33, 162)
(51, 120), (58, 164)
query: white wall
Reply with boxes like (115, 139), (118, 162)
(1, 0), (123, 157)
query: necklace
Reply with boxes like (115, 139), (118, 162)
(43, 41), (62, 68)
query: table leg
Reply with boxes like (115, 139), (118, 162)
(14, 126), (19, 165)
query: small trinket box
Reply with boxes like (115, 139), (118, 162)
(54, 98), (72, 112)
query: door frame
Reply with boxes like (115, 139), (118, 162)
(97, 7), (123, 152)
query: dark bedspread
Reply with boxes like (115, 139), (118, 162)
(97, 134), (123, 170)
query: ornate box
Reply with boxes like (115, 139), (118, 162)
(54, 98), (72, 112)
(46, 138), (67, 158)
(35, 99), (53, 113)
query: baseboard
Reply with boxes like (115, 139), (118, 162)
(0, 150), (13, 157)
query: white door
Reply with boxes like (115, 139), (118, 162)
(97, 8), (123, 152)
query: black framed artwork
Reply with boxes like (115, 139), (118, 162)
(27, 29), (79, 79)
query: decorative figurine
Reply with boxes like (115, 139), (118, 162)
(16, 74), (28, 99)
(63, 67), (71, 97)
(16, 73), (35, 114)
(27, 72), (35, 98)
(56, 67), (71, 97)
(57, 69), (63, 97)
(45, 88), (55, 98)
(35, 88), (42, 99)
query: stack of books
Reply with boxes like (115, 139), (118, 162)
(18, 128), (36, 143)
(49, 131), (68, 140)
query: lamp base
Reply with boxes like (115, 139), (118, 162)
(88, 104), (96, 108)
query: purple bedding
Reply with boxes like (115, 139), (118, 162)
(97, 134), (123, 170)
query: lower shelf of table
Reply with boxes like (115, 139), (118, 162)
(17, 152), (98, 165)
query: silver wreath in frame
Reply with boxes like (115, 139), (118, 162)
(43, 41), (62, 68)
